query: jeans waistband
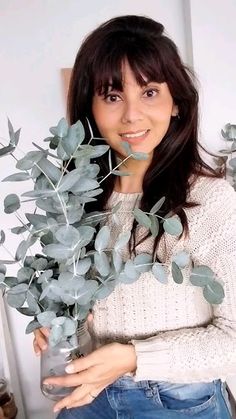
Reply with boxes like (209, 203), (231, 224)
(110, 375), (220, 390)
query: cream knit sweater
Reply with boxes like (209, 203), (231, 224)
(92, 176), (236, 383)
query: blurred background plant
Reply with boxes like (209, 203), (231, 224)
(213, 123), (236, 190)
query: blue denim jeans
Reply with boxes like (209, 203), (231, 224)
(56, 376), (232, 418)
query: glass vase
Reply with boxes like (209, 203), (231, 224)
(40, 321), (93, 401)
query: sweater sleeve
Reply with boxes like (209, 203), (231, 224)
(131, 181), (236, 383)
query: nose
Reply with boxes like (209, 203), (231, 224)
(121, 100), (144, 124)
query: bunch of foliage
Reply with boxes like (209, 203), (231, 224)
(0, 118), (225, 346)
(214, 123), (236, 190)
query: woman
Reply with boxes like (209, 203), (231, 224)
(34, 15), (236, 418)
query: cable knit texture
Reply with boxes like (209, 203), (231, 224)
(91, 176), (236, 383)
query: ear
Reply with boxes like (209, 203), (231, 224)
(171, 104), (179, 117)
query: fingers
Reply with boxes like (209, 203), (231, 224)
(33, 328), (49, 355)
(53, 385), (103, 413)
(87, 313), (93, 323)
(40, 327), (50, 338)
(43, 373), (83, 388)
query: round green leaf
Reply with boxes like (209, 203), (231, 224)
(112, 251), (123, 273)
(68, 258), (91, 275)
(16, 151), (44, 170)
(25, 319), (41, 334)
(95, 282), (115, 299)
(229, 157), (236, 169)
(124, 260), (139, 281)
(114, 231), (131, 251)
(171, 262), (183, 284)
(49, 325), (63, 347)
(190, 266), (214, 287)
(37, 311), (56, 327)
(2, 172), (31, 182)
(133, 208), (151, 229)
(163, 217), (183, 236)
(0, 273), (5, 284)
(94, 226), (110, 252)
(134, 253), (152, 273)
(0, 230), (5, 245)
(17, 267), (34, 282)
(152, 263), (168, 284)
(49, 118), (69, 138)
(63, 318), (77, 336)
(173, 251), (190, 269)
(118, 271), (138, 284)
(0, 265), (6, 275)
(31, 258), (48, 271)
(94, 251), (110, 276)
(4, 194), (20, 214)
(149, 214), (159, 238)
(55, 225), (80, 247)
(150, 197), (165, 214)
(7, 284), (28, 308)
(132, 152), (149, 160)
(203, 281), (225, 305)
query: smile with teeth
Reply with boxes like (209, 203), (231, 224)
(120, 130), (149, 139)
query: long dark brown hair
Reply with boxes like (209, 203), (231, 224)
(67, 15), (220, 258)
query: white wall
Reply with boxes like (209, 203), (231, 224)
(0, 1), (186, 418)
(188, 0), (236, 152)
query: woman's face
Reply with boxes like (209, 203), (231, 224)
(92, 61), (178, 158)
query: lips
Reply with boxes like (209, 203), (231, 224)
(119, 129), (150, 144)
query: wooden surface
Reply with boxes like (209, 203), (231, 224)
(61, 68), (72, 104)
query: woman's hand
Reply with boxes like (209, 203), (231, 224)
(43, 342), (137, 412)
(33, 327), (50, 355)
(32, 314), (93, 355)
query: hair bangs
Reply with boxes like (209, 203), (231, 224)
(127, 46), (167, 85)
(92, 40), (166, 96)
(93, 56), (124, 96)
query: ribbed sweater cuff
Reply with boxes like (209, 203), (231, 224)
(130, 337), (173, 381)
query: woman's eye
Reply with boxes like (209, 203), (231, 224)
(143, 89), (158, 98)
(104, 94), (121, 103)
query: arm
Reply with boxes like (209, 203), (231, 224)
(131, 251), (236, 383)
(131, 180), (236, 383)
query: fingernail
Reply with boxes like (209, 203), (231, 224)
(42, 345), (47, 350)
(65, 365), (74, 373)
(53, 407), (60, 413)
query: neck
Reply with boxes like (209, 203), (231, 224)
(114, 153), (152, 193)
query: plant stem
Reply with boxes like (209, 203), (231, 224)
(0, 141), (18, 163)
(144, 211), (166, 221)
(1, 244), (23, 268)
(82, 210), (112, 221)
(99, 154), (133, 184)
(32, 142), (59, 160)
(27, 289), (46, 311)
